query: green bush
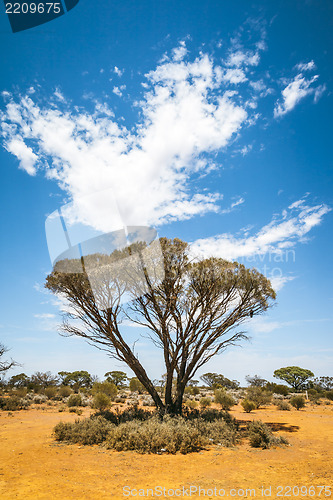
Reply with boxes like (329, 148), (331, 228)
(246, 387), (272, 408)
(214, 389), (236, 410)
(92, 392), (111, 411)
(185, 400), (198, 409)
(92, 381), (117, 400)
(44, 386), (57, 399)
(290, 395), (306, 410)
(53, 407), (238, 454)
(248, 420), (288, 449)
(199, 397), (212, 409)
(276, 400), (291, 411)
(54, 416), (114, 445)
(67, 394), (82, 407)
(0, 396), (28, 411)
(129, 378), (145, 394)
(59, 386), (72, 398)
(326, 390), (333, 401)
(241, 399), (256, 413)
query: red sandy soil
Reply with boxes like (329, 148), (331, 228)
(0, 403), (332, 499)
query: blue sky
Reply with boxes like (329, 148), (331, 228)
(0, 1), (332, 385)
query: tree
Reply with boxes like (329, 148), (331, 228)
(9, 373), (29, 388)
(62, 370), (93, 390)
(312, 376), (333, 391)
(201, 372), (240, 389)
(245, 374), (267, 388)
(273, 366), (314, 391)
(30, 371), (59, 387)
(46, 237), (276, 415)
(104, 371), (128, 388)
(0, 343), (18, 374)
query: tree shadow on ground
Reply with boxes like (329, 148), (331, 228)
(236, 419), (299, 433)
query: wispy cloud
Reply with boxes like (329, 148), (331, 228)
(191, 197), (331, 260)
(274, 62), (324, 117)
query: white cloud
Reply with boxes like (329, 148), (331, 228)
(190, 198), (331, 261)
(5, 138), (38, 175)
(113, 66), (124, 77)
(274, 69), (322, 117)
(1, 47), (250, 231)
(34, 313), (56, 319)
(295, 60), (316, 72)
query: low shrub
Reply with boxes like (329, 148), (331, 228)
(276, 400), (291, 411)
(214, 389), (236, 410)
(53, 407), (238, 454)
(92, 381), (117, 400)
(185, 400), (198, 409)
(44, 386), (57, 399)
(33, 394), (48, 405)
(325, 390), (333, 401)
(247, 420), (289, 449)
(59, 386), (72, 398)
(246, 387), (272, 409)
(0, 396), (29, 411)
(54, 416), (114, 445)
(67, 394), (82, 407)
(92, 392), (111, 411)
(241, 399), (256, 413)
(290, 395), (306, 410)
(199, 397), (212, 409)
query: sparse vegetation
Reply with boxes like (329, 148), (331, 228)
(67, 394), (83, 407)
(214, 389), (236, 410)
(247, 420), (288, 449)
(290, 395), (306, 410)
(276, 400), (291, 411)
(241, 399), (256, 413)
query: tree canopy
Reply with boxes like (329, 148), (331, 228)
(46, 237), (276, 414)
(273, 366), (314, 391)
(0, 343), (18, 374)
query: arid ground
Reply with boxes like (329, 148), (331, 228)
(0, 403), (332, 499)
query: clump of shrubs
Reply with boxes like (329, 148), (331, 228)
(92, 393), (111, 411)
(92, 381), (117, 400)
(246, 387), (272, 409)
(67, 394), (82, 407)
(290, 395), (306, 410)
(54, 406), (238, 454)
(59, 386), (72, 398)
(199, 396), (212, 409)
(241, 399), (256, 413)
(214, 389), (236, 410)
(247, 420), (289, 449)
(0, 396), (29, 411)
(44, 386), (57, 400)
(275, 400), (291, 411)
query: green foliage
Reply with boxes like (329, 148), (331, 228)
(273, 366), (314, 391)
(63, 371), (93, 391)
(44, 386), (57, 399)
(104, 371), (128, 388)
(245, 374), (267, 387)
(199, 396), (212, 409)
(265, 382), (289, 396)
(0, 396), (29, 411)
(54, 416), (114, 445)
(9, 373), (29, 388)
(241, 399), (256, 413)
(92, 392), (111, 411)
(247, 420), (288, 449)
(326, 390), (333, 401)
(129, 377), (145, 394)
(214, 389), (236, 410)
(185, 400), (198, 409)
(200, 373), (240, 390)
(59, 386), (72, 398)
(312, 376), (333, 391)
(290, 395), (306, 410)
(92, 381), (117, 400)
(276, 400), (291, 411)
(67, 394), (82, 407)
(246, 387), (272, 408)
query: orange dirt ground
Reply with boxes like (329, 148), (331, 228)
(0, 403), (332, 499)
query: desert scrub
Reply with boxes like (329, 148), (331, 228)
(275, 400), (291, 411)
(53, 407), (238, 453)
(92, 392), (111, 411)
(214, 389), (236, 410)
(92, 381), (117, 400)
(290, 395), (306, 410)
(246, 387), (272, 409)
(241, 399), (256, 413)
(199, 396), (212, 409)
(67, 394), (82, 407)
(0, 396), (29, 411)
(247, 420), (289, 449)
(54, 416), (114, 445)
